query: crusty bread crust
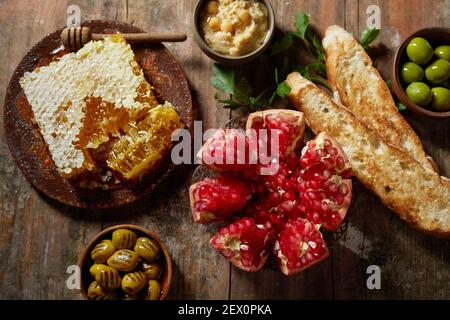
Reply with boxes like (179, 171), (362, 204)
(286, 72), (450, 237)
(323, 25), (435, 172)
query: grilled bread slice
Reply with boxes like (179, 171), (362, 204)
(286, 72), (450, 237)
(322, 25), (435, 172)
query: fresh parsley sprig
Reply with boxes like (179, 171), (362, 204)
(210, 64), (266, 111)
(269, 68), (292, 105)
(283, 13), (330, 91)
(290, 13), (327, 77)
(211, 12), (382, 112)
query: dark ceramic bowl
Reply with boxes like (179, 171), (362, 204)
(193, 0), (275, 64)
(392, 27), (450, 118)
(79, 224), (172, 300)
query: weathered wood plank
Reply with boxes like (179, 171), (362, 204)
(0, 0), (111, 299)
(0, 0), (449, 300)
(332, 0), (450, 299)
(229, 0), (345, 299)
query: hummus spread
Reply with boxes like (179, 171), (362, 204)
(200, 0), (269, 56)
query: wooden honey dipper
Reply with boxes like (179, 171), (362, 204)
(61, 27), (187, 51)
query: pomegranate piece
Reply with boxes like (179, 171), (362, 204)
(274, 218), (329, 276)
(299, 132), (352, 177)
(298, 178), (352, 230)
(197, 128), (256, 172)
(246, 109), (305, 161)
(210, 217), (274, 272)
(297, 132), (353, 230)
(189, 175), (253, 224)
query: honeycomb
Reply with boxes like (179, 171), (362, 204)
(19, 35), (183, 185)
(107, 103), (184, 180)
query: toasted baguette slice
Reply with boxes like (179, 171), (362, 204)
(322, 25), (434, 172)
(286, 72), (450, 237)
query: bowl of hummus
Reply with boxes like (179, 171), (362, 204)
(194, 0), (275, 64)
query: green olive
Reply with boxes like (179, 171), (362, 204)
(94, 265), (122, 289)
(87, 281), (108, 300)
(406, 37), (433, 64)
(107, 249), (140, 272)
(141, 261), (162, 280)
(134, 237), (160, 262)
(435, 45), (450, 61)
(406, 82), (432, 106)
(401, 62), (424, 84)
(145, 280), (161, 300)
(91, 239), (116, 264)
(425, 59), (450, 84)
(112, 229), (137, 250)
(89, 263), (110, 278)
(430, 87), (450, 111)
(122, 271), (147, 295)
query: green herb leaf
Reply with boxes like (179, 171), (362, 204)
(396, 102), (407, 111)
(294, 13), (309, 39)
(210, 64), (235, 95)
(234, 77), (252, 103)
(249, 96), (262, 110)
(269, 82), (292, 106)
(268, 92), (277, 106)
(310, 76), (332, 91)
(359, 28), (380, 50)
(310, 31), (327, 68)
(308, 62), (327, 76)
(277, 82), (292, 98)
(270, 33), (293, 56)
(386, 79), (392, 88)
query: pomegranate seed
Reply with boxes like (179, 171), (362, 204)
(282, 191), (296, 201)
(279, 200), (295, 212)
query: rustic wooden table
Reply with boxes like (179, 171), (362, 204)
(0, 0), (449, 300)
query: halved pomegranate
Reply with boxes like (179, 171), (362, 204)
(210, 217), (274, 272)
(189, 175), (253, 224)
(246, 109), (305, 161)
(197, 128), (256, 172)
(274, 218), (329, 276)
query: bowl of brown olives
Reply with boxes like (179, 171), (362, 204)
(79, 224), (172, 300)
(392, 28), (450, 117)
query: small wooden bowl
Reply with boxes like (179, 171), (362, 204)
(391, 27), (450, 118)
(79, 224), (172, 300)
(193, 0), (275, 64)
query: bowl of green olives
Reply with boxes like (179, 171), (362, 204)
(79, 224), (172, 300)
(392, 28), (450, 117)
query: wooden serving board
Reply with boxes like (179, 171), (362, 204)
(0, 0), (449, 300)
(3, 20), (193, 209)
